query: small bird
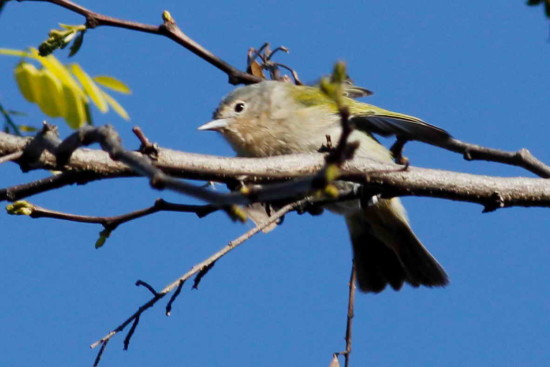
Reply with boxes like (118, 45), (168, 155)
(198, 80), (449, 293)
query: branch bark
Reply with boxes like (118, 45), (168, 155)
(1, 131), (549, 210)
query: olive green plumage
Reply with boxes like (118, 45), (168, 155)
(200, 80), (449, 293)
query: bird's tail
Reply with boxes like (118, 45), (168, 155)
(345, 198), (448, 293)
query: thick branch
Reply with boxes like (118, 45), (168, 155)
(1, 131), (549, 210)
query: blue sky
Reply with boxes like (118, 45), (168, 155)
(1, 1), (549, 366)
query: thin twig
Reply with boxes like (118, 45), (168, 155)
(22, 198), (216, 225)
(0, 150), (23, 164)
(132, 126), (159, 159)
(89, 200), (302, 365)
(92, 339), (109, 367)
(337, 264), (357, 367)
(325, 106), (357, 166)
(192, 262), (216, 289)
(0, 100), (22, 136)
(135, 280), (158, 297)
(123, 316), (140, 351)
(165, 280), (185, 316)
(29, 0), (260, 85)
(12, 198), (218, 248)
(438, 137), (550, 178)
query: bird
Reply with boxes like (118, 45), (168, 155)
(198, 80), (450, 293)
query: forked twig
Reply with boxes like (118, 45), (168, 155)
(90, 200), (302, 366)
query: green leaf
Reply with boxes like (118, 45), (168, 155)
(70, 63), (108, 112)
(18, 125), (39, 132)
(4, 110), (27, 117)
(93, 75), (131, 94)
(38, 24), (87, 56)
(95, 228), (112, 249)
(68, 30), (85, 57)
(101, 90), (130, 121)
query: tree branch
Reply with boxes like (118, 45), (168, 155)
(1, 131), (549, 211)
(336, 264), (357, 367)
(24, 0), (260, 85)
(437, 137), (550, 178)
(89, 200), (301, 366)
(6, 198), (218, 246)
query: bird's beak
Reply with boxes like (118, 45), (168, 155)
(197, 119), (229, 131)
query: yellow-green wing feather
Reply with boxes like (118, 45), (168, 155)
(291, 84), (450, 143)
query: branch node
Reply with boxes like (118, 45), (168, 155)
(483, 192), (505, 213)
(149, 172), (166, 189)
(132, 126), (159, 160)
(84, 13), (101, 29)
(165, 279), (185, 316)
(19, 122), (60, 171)
(135, 280), (159, 296)
(192, 262), (216, 289)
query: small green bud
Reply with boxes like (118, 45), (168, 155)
(227, 205), (248, 223)
(48, 29), (65, 38)
(6, 200), (35, 216)
(331, 61), (347, 84)
(324, 184), (340, 198)
(39, 24), (86, 56)
(325, 164), (341, 182)
(95, 228), (111, 249)
(162, 10), (174, 23)
(239, 185), (251, 195)
(319, 62), (348, 109)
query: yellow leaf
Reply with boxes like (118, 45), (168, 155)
(31, 50), (86, 99)
(101, 90), (130, 121)
(0, 48), (32, 57)
(69, 63), (108, 112)
(14, 62), (42, 103)
(93, 75), (131, 94)
(62, 84), (87, 129)
(36, 68), (66, 118)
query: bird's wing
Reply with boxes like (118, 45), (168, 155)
(350, 113), (451, 144)
(291, 85), (451, 144)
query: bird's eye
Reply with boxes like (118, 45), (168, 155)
(234, 102), (246, 113)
